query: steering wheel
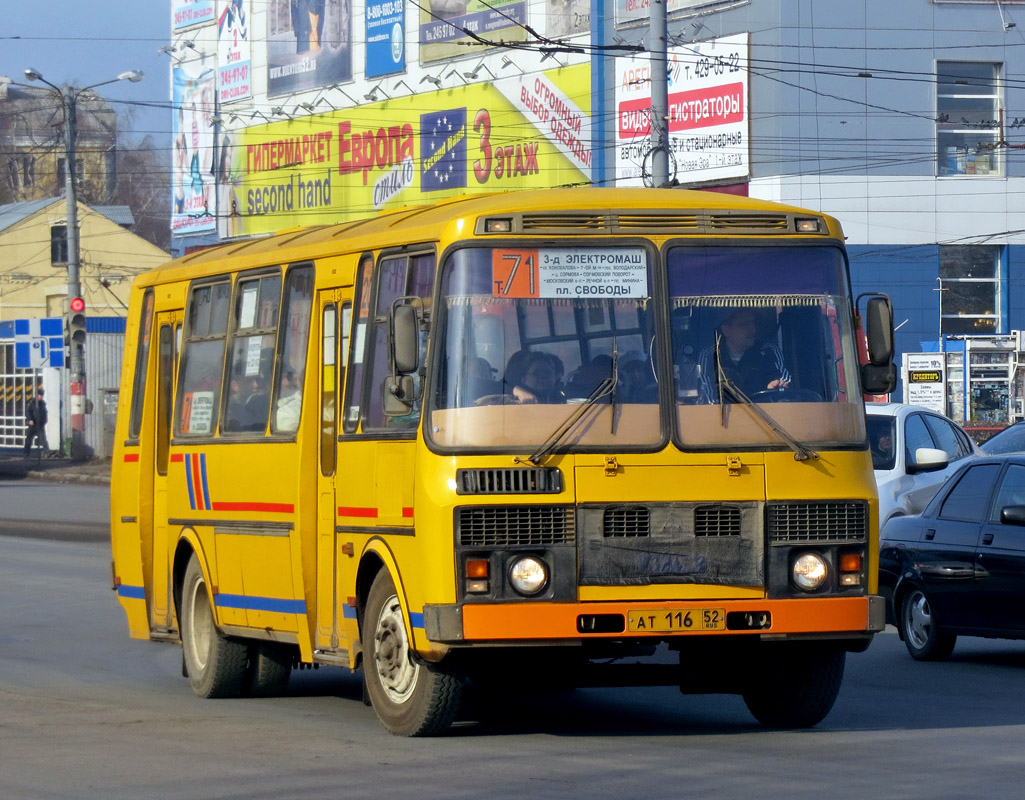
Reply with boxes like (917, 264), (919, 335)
(747, 387), (822, 403)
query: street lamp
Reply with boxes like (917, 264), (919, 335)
(23, 67), (143, 460)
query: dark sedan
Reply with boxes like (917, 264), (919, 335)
(880, 453), (1025, 660)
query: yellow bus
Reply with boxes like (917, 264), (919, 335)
(111, 187), (896, 736)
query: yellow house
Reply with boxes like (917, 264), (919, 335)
(0, 196), (168, 321)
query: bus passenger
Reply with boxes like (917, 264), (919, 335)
(275, 369), (302, 432)
(698, 309), (791, 402)
(510, 351), (565, 404)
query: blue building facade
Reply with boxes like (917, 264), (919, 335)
(600, 0), (1025, 420)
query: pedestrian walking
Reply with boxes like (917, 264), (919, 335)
(24, 387), (48, 457)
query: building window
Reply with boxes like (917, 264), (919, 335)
(937, 61), (1002, 176)
(56, 157), (84, 192)
(51, 225), (68, 265)
(21, 156), (35, 188)
(940, 245), (1001, 334)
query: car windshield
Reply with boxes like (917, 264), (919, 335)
(982, 424), (1025, 455)
(867, 414), (897, 470)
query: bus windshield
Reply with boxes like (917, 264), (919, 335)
(669, 244), (865, 448)
(430, 244), (660, 452)
(429, 242), (866, 453)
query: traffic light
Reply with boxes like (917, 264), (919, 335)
(67, 297), (86, 346)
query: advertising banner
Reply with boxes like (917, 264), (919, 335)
(227, 64), (590, 237)
(267, 0), (352, 97)
(173, 67), (217, 236)
(174, 0), (215, 30)
(547, 0), (591, 38)
(419, 0), (528, 62)
(366, 0), (405, 78)
(615, 0), (719, 26)
(903, 353), (946, 414)
(217, 0), (252, 104)
(615, 33), (748, 187)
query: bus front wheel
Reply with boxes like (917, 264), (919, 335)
(363, 571), (463, 736)
(741, 644), (845, 728)
(181, 553), (249, 698)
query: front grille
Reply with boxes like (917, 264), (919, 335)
(457, 506), (574, 547)
(694, 505), (742, 536)
(709, 213), (789, 231)
(602, 506), (650, 537)
(456, 467), (562, 495)
(767, 501), (868, 543)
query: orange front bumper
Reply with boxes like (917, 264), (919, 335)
(457, 595), (883, 641)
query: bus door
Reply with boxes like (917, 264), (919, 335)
(150, 312), (180, 631)
(315, 293), (350, 654)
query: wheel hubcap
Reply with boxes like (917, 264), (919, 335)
(187, 577), (212, 672)
(374, 593), (418, 704)
(905, 591), (932, 650)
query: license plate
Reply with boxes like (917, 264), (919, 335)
(627, 608), (726, 633)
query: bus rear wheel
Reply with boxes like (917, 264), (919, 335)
(181, 553), (248, 698)
(742, 644), (845, 728)
(363, 571), (463, 736)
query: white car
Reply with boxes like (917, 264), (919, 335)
(865, 402), (978, 529)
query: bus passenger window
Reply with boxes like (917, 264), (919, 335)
(128, 289), (154, 439)
(271, 264), (314, 435)
(223, 271), (281, 434)
(177, 280), (231, 436)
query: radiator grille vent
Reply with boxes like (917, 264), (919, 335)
(767, 501), (868, 543)
(602, 506), (651, 537)
(694, 505), (742, 537)
(457, 506), (574, 547)
(507, 211), (806, 235)
(456, 467), (562, 495)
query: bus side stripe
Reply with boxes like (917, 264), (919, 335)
(338, 506), (378, 518)
(117, 584), (146, 600)
(185, 453), (197, 510)
(200, 453), (212, 511)
(214, 594), (306, 614)
(408, 611), (425, 629)
(211, 501), (295, 514)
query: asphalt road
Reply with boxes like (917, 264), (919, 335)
(2, 488), (1025, 799)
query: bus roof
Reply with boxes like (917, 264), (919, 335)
(141, 187), (843, 287)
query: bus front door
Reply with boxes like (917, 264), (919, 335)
(150, 315), (178, 632)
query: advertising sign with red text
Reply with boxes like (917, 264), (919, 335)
(230, 63), (591, 236)
(218, 0), (252, 104)
(615, 33), (748, 186)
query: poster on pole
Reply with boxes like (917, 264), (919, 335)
(266, 0), (353, 97)
(218, 0), (252, 104)
(903, 353), (946, 414)
(172, 66), (217, 235)
(615, 33), (749, 187)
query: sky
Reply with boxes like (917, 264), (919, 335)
(1, 2), (172, 148)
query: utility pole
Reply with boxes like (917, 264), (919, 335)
(24, 68), (143, 460)
(649, 0), (671, 187)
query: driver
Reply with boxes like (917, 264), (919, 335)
(698, 308), (791, 403)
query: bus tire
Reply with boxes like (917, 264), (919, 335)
(363, 571), (462, 736)
(181, 553), (248, 699)
(742, 645), (845, 728)
(247, 642), (293, 697)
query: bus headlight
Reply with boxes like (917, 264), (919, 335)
(509, 556), (548, 596)
(791, 552), (829, 591)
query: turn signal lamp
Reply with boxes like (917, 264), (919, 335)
(839, 553), (863, 586)
(465, 558), (489, 594)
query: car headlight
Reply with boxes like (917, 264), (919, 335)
(792, 552), (829, 591)
(509, 555), (548, 596)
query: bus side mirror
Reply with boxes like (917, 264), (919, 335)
(391, 304), (419, 375)
(384, 303), (420, 417)
(864, 296), (894, 366)
(858, 294), (897, 394)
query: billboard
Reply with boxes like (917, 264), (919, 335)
(174, 0), (215, 30)
(366, 0), (405, 78)
(615, 33), (748, 186)
(267, 0), (352, 97)
(173, 66), (217, 236)
(217, 0), (252, 104)
(419, 0), (528, 62)
(227, 64), (590, 237)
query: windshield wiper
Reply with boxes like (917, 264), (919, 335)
(522, 354), (618, 466)
(713, 335), (818, 462)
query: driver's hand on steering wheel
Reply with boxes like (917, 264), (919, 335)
(766, 378), (790, 390)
